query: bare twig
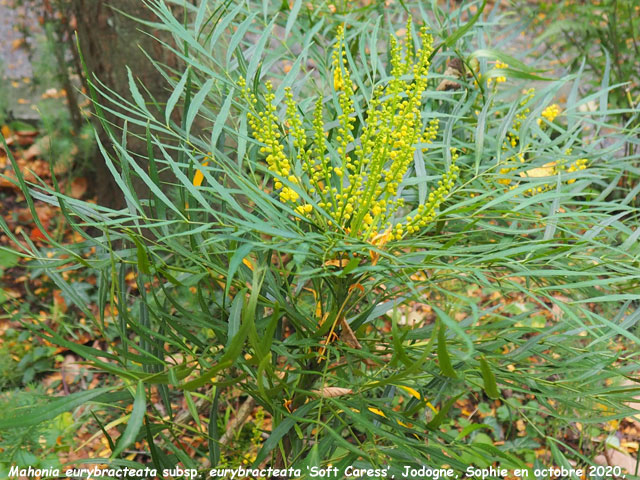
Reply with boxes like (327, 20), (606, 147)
(220, 397), (256, 445)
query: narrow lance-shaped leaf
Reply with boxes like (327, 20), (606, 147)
(111, 381), (147, 458)
(479, 356), (500, 399)
(437, 322), (458, 378)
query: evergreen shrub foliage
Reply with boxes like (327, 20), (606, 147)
(1, 0), (639, 472)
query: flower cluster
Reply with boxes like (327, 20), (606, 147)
(240, 21), (458, 243)
(487, 60), (508, 86)
(537, 103), (561, 126)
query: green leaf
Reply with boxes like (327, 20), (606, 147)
(427, 394), (463, 430)
(340, 256), (362, 277)
(227, 289), (246, 348)
(437, 322), (458, 378)
(185, 77), (214, 136)
(112, 381), (147, 458)
(0, 388), (112, 429)
(208, 387), (221, 467)
(225, 243), (253, 300)
(479, 356), (500, 399)
(252, 403), (313, 466)
(126, 67), (150, 114)
(442, 0), (487, 49)
(129, 234), (152, 275)
(165, 67), (190, 124)
(456, 423), (493, 440)
(0, 248), (19, 269)
(284, 0), (303, 38)
(180, 304), (250, 391)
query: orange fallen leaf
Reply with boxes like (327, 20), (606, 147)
(12, 38), (25, 50)
(53, 290), (68, 313)
(323, 258), (349, 268)
(30, 226), (49, 242)
(71, 177), (88, 198)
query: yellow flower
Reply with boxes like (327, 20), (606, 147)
(488, 60), (508, 86)
(538, 103), (561, 125)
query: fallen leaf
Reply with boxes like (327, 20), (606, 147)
(61, 355), (81, 384)
(30, 226), (48, 242)
(324, 258), (349, 268)
(1, 125), (11, 139)
(11, 38), (25, 50)
(397, 385), (421, 400)
(71, 177), (88, 198)
(340, 318), (362, 349)
(520, 161), (556, 178)
(595, 449), (637, 473)
(53, 290), (68, 313)
(437, 58), (466, 92)
(368, 407), (386, 417)
(312, 387), (353, 398)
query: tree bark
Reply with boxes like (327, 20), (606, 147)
(70, 0), (177, 208)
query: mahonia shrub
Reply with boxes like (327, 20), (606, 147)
(2, 0), (638, 475)
(239, 23), (459, 243)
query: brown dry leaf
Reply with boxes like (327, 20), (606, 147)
(1, 288), (21, 300)
(340, 318), (362, 349)
(15, 129), (38, 146)
(71, 177), (88, 198)
(437, 58), (466, 92)
(23, 135), (51, 162)
(61, 355), (81, 384)
(312, 387), (353, 398)
(622, 378), (640, 426)
(324, 258), (349, 268)
(369, 229), (392, 266)
(23, 143), (41, 161)
(0, 172), (19, 190)
(595, 449), (638, 473)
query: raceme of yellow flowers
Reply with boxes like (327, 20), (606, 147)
(239, 21), (459, 242)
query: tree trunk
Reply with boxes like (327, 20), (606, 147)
(70, 0), (177, 208)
